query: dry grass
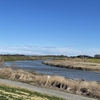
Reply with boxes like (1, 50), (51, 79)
(0, 67), (100, 99)
(33, 75), (100, 98)
(43, 58), (100, 71)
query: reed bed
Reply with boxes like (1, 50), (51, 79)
(0, 67), (100, 99)
(43, 59), (100, 71)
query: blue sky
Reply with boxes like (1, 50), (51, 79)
(0, 0), (100, 56)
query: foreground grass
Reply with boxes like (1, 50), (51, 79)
(0, 68), (100, 99)
(0, 83), (64, 100)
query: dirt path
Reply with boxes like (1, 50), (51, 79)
(0, 78), (96, 100)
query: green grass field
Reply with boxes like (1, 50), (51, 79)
(0, 83), (64, 100)
(86, 58), (100, 63)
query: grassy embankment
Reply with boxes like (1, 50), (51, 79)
(3, 55), (43, 61)
(0, 55), (66, 62)
(86, 58), (100, 63)
(43, 58), (100, 71)
(53, 57), (100, 63)
(0, 82), (64, 100)
(0, 67), (100, 99)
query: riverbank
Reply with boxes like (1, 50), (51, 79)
(0, 55), (55, 61)
(43, 58), (100, 71)
(0, 67), (100, 99)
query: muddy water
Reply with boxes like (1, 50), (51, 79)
(5, 60), (100, 82)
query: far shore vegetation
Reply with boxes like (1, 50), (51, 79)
(43, 54), (100, 71)
(0, 54), (100, 62)
(0, 54), (54, 61)
(0, 54), (100, 71)
(43, 58), (100, 71)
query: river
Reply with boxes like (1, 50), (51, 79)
(5, 60), (100, 82)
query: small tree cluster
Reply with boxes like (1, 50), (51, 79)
(94, 54), (100, 58)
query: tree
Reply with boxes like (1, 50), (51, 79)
(94, 54), (100, 58)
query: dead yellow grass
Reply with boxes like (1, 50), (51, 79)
(0, 67), (100, 98)
(43, 59), (100, 71)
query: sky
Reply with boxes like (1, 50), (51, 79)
(0, 0), (100, 56)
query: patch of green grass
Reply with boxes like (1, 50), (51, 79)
(86, 58), (100, 63)
(3, 56), (38, 61)
(0, 84), (64, 100)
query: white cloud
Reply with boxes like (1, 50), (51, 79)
(0, 46), (100, 56)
